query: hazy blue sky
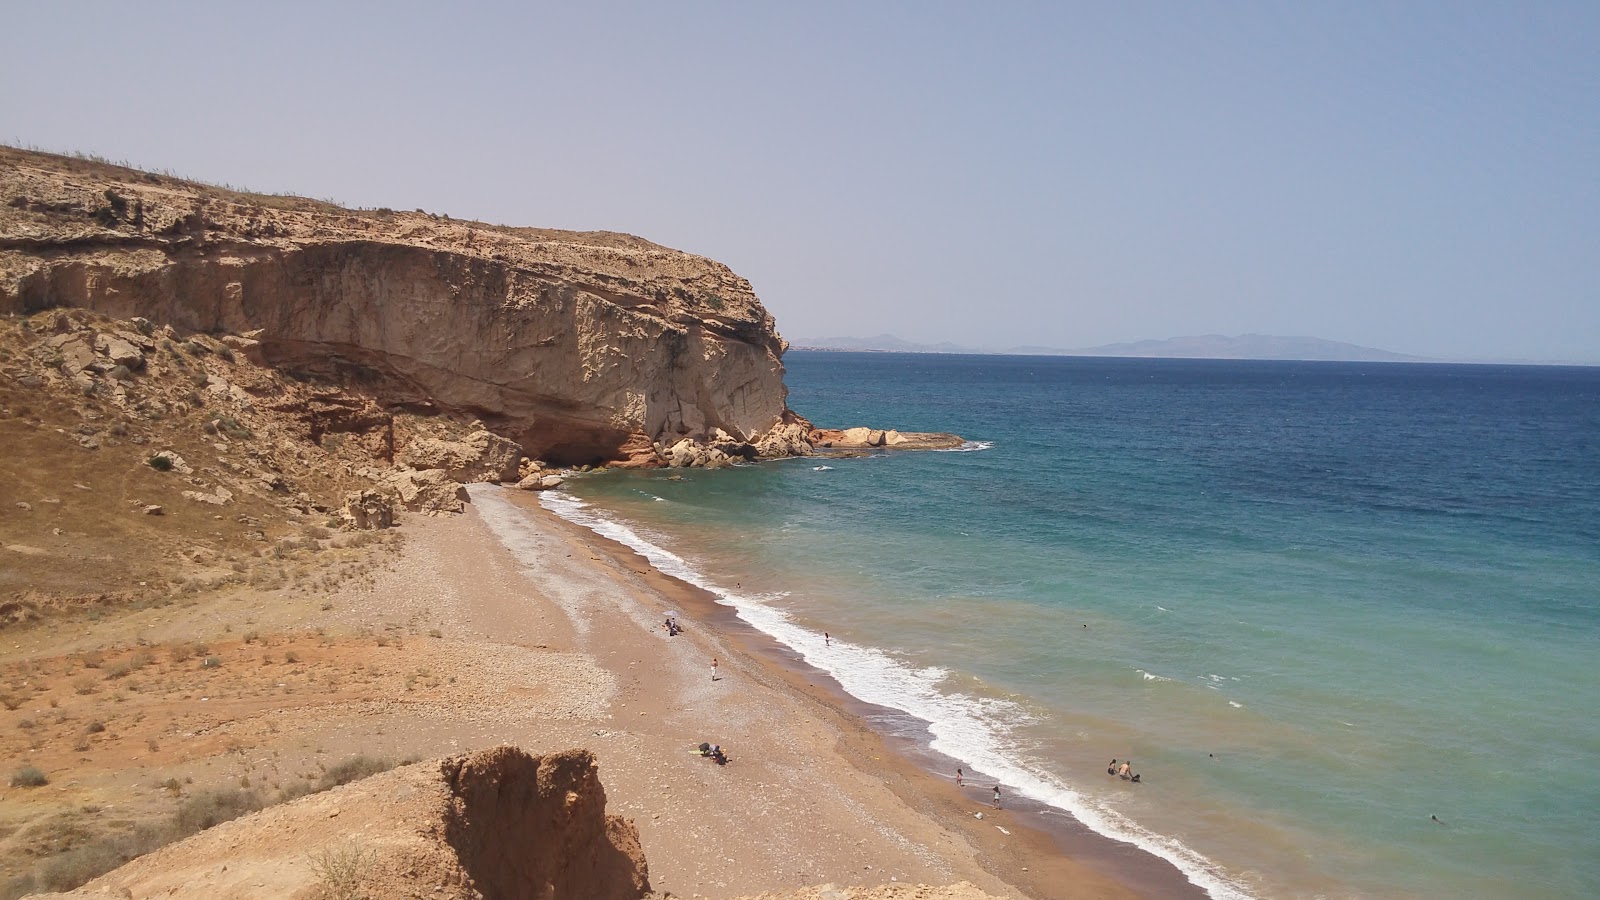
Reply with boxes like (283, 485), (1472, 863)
(4, 3), (1596, 361)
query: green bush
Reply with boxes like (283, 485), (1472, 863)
(147, 454), (173, 472)
(11, 765), (48, 787)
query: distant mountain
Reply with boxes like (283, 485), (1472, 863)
(789, 334), (984, 354)
(787, 333), (1423, 362)
(1071, 334), (1423, 362)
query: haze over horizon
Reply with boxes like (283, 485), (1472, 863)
(4, 3), (1597, 363)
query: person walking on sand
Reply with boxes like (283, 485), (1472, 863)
(956, 767), (963, 786)
(992, 785), (1002, 809)
(711, 658), (719, 681)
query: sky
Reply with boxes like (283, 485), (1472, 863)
(3, 2), (1597, 362)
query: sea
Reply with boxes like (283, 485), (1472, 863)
(538, 351), (1600, 899)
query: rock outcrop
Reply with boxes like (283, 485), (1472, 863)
(35, 746), (650, 900)
(382, 467), (469, 515)
(399, 428), (523, 483)
(0, 147), (794, 466)
(809, 427), (966, 452)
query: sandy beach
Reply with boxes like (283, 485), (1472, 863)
(412, 484), (1199, 899)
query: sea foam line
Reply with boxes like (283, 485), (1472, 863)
(537, 490), (1254, 900)
(931, 439), (995, 452)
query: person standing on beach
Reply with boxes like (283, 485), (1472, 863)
(956, 767), (963, 786)
(711, 658), (719, 681)
(824, 632), (831, 647)
(992, 785), (1002, 809)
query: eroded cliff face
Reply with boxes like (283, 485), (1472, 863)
(0, 147), (790, 464)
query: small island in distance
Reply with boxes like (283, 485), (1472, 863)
(790, 333), (1424, 362)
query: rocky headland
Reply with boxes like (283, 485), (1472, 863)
(0, 146), (956, 474)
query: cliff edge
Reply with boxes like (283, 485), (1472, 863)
(0, 147), (793, 466)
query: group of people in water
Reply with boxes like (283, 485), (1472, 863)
(1108, 758), (1141, 783)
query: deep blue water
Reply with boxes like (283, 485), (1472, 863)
(547, 352), (1600, 898)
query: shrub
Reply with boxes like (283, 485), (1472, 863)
(147, 454), (173, 472)
(201, 656), (221, 669)
(309, 841), (374, 900)
(35, 842), (123, 892)
(0, 693), (22, 711)
(174, 789), (263, 833)
(11, 765), (48, 787)
(316, 755), (396, 792)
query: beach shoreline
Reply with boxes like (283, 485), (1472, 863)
(494, 485), (1207, 899)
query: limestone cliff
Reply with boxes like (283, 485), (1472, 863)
(0, 147), (791, 465)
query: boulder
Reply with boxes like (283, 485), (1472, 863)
(94, 332), (144, 369)
(515, 472), (564, 491)
(341, 489), (398, 529)
(754, 420), (814, 458)
(56, 335), (96, 373)
(381, 468), (468, 514)
(667, 438), (706, 468)
(181, 487), (234, 506)
(399, 429), (522, 483)
(832, 427), (886, 447)
(220, 332), (266, 364)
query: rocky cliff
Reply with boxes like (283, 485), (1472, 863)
(0, 147), (793, 465)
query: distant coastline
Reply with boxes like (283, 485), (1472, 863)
(787, 333), (1597, 366)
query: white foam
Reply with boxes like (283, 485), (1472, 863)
(1229, 701), (1244, 709)
(539, 492), (1255, 900)
(813, 465), (834, 471)
(930, 439), (995, 452)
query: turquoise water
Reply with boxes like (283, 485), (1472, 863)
(543, 352), (1600, 898)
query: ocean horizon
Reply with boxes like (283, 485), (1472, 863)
(541, 351), (1600, 898)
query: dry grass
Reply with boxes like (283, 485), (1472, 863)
(309, 840), (375, 900)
